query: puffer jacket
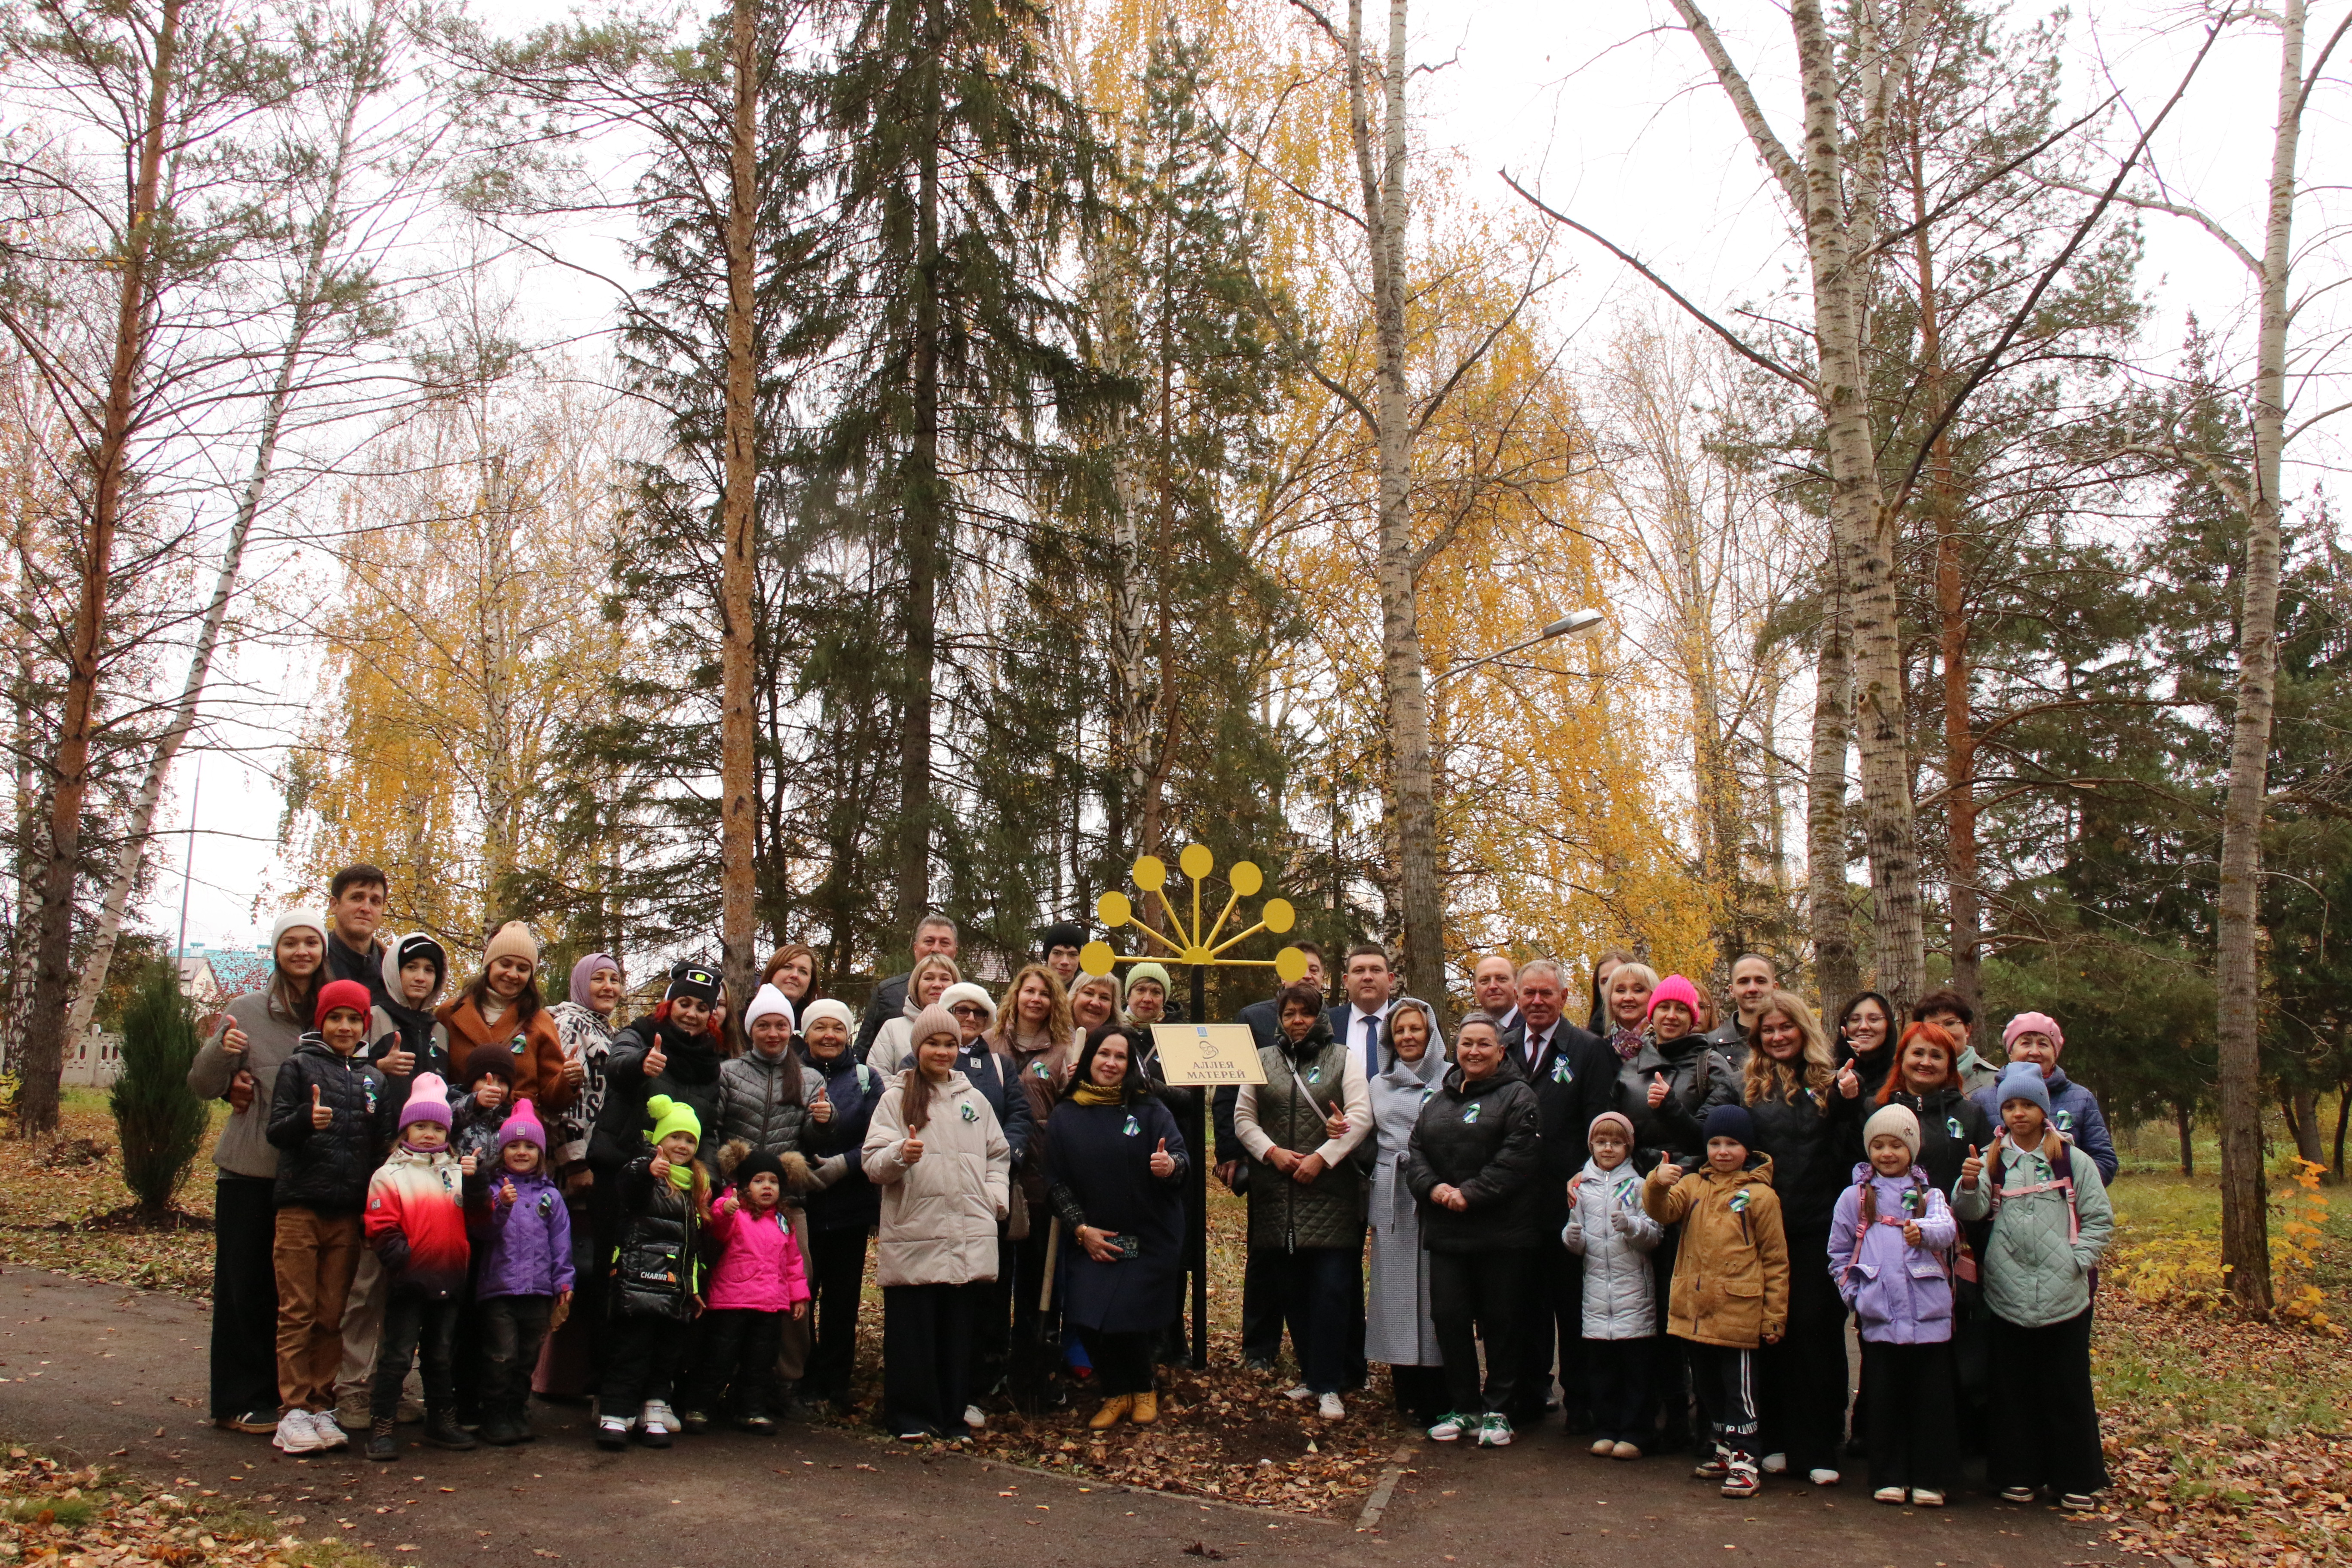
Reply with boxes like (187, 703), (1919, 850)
(591, 1014), (724, 1171)
(364, 1143), (471, 1300)
(861, 1070), (1010, 1288)
(1642, 1152), (1789, 1348)
(609, 1155), (702, 1321)
(1827, 1164), (1957, 1344)
(1969, 1066), (2117, 1183)
(365, 941), (450, 1097)
(475, 1167), (573, 1300)
(265, 1037), (393, 1214)
(449, 1093), (506, 1169)
(864, 993), (929, 1076)
(1404, 1063), (1545, 1251)
(802, 1050), (884, 1234)
(437, 996), (576, 1115)
(1614, 1030), (1740, 1170)
(1743, 1075), (1865, 1237)
(1885, 1084), (1995, 1200)
(705, 1194), (812, 1312)
(1562, 1156), (1663, 1339)
(190, 987), (310, 1179)
(1951, 1130), (2113, 1328)
(714, 1047), (827, 1157)
(1234, 1022), (1371, 1253)
(950, 1038), (1034, 1168)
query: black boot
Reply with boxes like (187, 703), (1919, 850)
(365, 1418), (398, 1462)
(425, 1406), (477, 1450)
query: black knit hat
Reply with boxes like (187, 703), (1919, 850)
(1040, 921), (1085, 955)
(732, 1147), (786, 1190)
(395, 932), (447, 982)
(462, 1041), (518, 1086)
(665, 962), (722, 1006)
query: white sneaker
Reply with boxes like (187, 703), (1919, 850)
(642, 1399), (680, 1433)
(962, 1404), (986, 1431)
(1283, 1384), (1313, 1402)
(272, 1409), (323, 1453)
(1761, 1452), (1788, 1474)
(1317, 1393), (1344, 1420)
(1809, 1467), (1842, 1486)
(309, 1412), (349, 1451)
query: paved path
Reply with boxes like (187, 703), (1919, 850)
(2, 1272), (2100, 1568)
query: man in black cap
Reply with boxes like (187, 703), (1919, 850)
(1040, 922), (1085, 991)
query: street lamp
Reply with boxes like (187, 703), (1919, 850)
(1428, 606), (1604, 689)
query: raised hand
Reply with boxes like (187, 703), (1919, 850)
(309, 1084), (331, 1130)
(560, 1054), (585, 1087)
(1958, 1142), (1983, 1191)
(810, 1086), (833, 1124)
(379, 1044), (415, 1078)
(1149, 1137), (1176, 1178)
(476, 1081), (505, 1110)
(460, 1153), (478, 1177)
(220, 1023), (248, 1057)
(1653, 1160), (1684, 1186)
(648, 1154), (670, 1182)
(1322, 1109), (1350, 1139)
(1902, 1219), (1924, 1247)
(900, 1136), (924, 1166)
(718, 1191), (739, 1216)
(1646, 1072), (1669, 1109)
(643, 1043), (668, 1078)
(500, 1178), (519, 1207)
(1834, 1060), (1861, 1099)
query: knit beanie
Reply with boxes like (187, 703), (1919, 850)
(1862, 1103), (1922, 1160)
(2002, 1011), (2064, 1052)
(800, 997), (855, 1035)
(462, 1041), (518, 1086)
(399, 1072), (453, 1131)
(1648, 974), (1705, 1021)
(569, 952), (619, 1010)
(665, 962), (722, 1007)
(743, 983), (796, 1034)
(939, 982), (996, 1028)
(1700, 1102), (1755, 1149)
(395, 932), (447, 984)
(1126, 961), (1172, 996)
(497, 1098), (547, 1151)
(732, 1147), (786, 1191)
(908, 1003), (961, 1055)
(1587, 1110), (1636, 1148)
(1040, 921), (1085, 955)
(482, 920), (539, 974)
(646, 1093), (701, 1148)
(313, 978), (373, 1028)
(271, 908), (329, 952)
(1995, 1063), (2052, 1116)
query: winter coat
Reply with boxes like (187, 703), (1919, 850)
(1404, 1063), (1546, 1252)
(1702, 1018), (1751, 1072)
(1969, 1066), (2118, 1183)
(864, 993), (929, 1077)
(1365, 1044), (1446, 1367)
(1838, 1041), (1899, 1107)
(366, 941), (450, 1099)
(1951, 1130), (2113, 1328)
(364, 1143), (472, 1301)
(861, 1070), (1011, 1288)
(950, 1037), (1034, 1170)
(327, 931), (392, 1015)
(546, 1000), (616, 1171)
(265, 1037), (393, 1215)
(1884, 1084), (1996, 1201)
(1562, 1156), (1664, 1340)
(801, 1050), (884, 1235)
(704, 1195), (811, 1313)
(437, 996), (576, 1115)
(591, 1015), (724, 1171)
(1234, 1022), (1371, 1252)
(449, 1092), (507, 1169)
(474, 1167), (573, 1300)
(1524, 1026), (1624, 1232)
(1642, 1153), (1789, 1348)
(1742, 1074), (1865, 1237)
(1955, 1046), (2001, 1097)
(1828, 1164), (1957, 1344)
(1001, 1026), (1075, 1212)
(1613, 1030), (1741, 1170)
(1043, 1094), (1188, 1334)
(713, 1047), (827, 1159)
(609, 1155), (702, 1321)
(190, 988), (311, 1179)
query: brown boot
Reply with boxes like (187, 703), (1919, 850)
(1087, 1394), (1133, 1430)
(1129, 1391), (1158, 1425)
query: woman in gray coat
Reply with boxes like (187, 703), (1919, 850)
(1364, 998), (1447, 1427)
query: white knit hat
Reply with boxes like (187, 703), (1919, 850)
(940, 981), (997, 1026)
(270, 909), (328, 951)
(743, 983), (796, 1032)
(800, 998), (855, 1034)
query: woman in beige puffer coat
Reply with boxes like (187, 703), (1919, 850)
(862, 1003), (1010, 1441)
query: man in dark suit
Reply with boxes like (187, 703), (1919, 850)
(852, 912), (960, 1061)
(1506, 957), (1620, 1433)
(1329, 943), (1396, 1083)
(1217, 941), (1324, 1371)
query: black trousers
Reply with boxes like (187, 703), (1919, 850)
(1240, 1243), (1282, 1363)
(1010, 1224), (1058, 1390)
(1684, 1340), (1759, 1457)
(1860, 1338), (1956, 1492)
(1389, 1363), (1449, 1426)
(1513, 1239), (1583, 1422)
(690, 1307), (786, 1420)
(374, 1293), (459, 1419)
(1988, 1308), (2108, 1495)
(478, 1295), (551, 1419)
(1428, 1248), (1533, 1418)
(1586, 1335), (1654, 1443)
(601, 1313), (687, 1417)
(881, 1281), (981, 1436)
(805, 1227), (869, 1406)
(1759, 1230), (1850, 1471)
(209, 1175), (280, 1420)
(1261, 1246), (1357, 1394)
(1079, 1326), (1155, 1396)
(971, 1228), (1014, 1393)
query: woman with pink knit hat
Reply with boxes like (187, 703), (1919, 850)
(1966, 1012), (2117, 1183)
(1610, 974), (1741, 1173)
(435, 922), (577, 1118)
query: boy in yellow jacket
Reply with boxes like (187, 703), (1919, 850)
(1642, 1103), (1788, 1499)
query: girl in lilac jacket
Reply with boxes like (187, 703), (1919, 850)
(684, 1148), (811, 1432)
(471, 1101), (573, 1446)
(1827, 1105), (1957, 1506)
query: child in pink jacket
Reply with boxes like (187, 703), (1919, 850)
(684, 1148), (810, 1432)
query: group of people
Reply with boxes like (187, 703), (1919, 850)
(189, 869), (2116, 1509)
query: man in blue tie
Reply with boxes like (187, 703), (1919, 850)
(1328, 945), (1395, 1083)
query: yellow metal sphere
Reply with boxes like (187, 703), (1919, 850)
(1229, 861), (1263, 896)
(1274, 946), (1308, 984)
(1078, 940), (1118, 977)
(1131, 854), (1167, 892)
(1262, 897), (1295, 934)
(1179, 843), (1214, 881)
(1097, 890), (1133, 928)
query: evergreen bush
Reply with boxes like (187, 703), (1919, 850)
(109, 961), (209, 1216)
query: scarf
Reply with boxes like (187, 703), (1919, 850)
(1610, 1025), (1642, 1062)
(570, 952), (618, 1010)
(1071, 1081), (1124, 1107)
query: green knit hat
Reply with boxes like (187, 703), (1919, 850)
(1126, 962), (1172, 995)
(646, 1093), (701, 1148)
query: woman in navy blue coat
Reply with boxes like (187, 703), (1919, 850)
(1043, 1023), (1189, 1430)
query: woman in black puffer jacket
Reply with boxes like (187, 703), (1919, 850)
(1739, 990), (1864, 1484)
(591, 966), (728, 1175)
(1404, 1012), (1543, 1446)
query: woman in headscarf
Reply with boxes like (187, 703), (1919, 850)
(536, 949), (623, 1398)
(1364, 997), (1448, 1428)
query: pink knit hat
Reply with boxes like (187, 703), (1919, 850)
(1647, 974), (1704, 1021)
(497, 1098), (546, 1151)
(1588, 1110), (1636, 1147)
(2002, 1011), (2064, 1052)
(399, 1071), (453, 1131)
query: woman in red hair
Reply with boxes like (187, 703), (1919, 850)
(1877, 1021), (1995, 1200)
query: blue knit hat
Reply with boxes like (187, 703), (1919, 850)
(1700, 1102), (1754, 1149)
(1995, 1063), (2052, 1117)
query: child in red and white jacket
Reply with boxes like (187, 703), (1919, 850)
(685, 1148), (810, 1433)
(362, 1072), (478, 1460)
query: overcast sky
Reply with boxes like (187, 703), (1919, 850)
(149, 0), (2340, 955)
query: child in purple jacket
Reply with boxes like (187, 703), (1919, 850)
(685, 1147), (811, 1433)
(471, 1100), (573, 1446)
(1828, 1104), (1957, 1507)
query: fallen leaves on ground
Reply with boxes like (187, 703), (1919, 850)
(0, 1446), (378, 1568)
(0, 1102), (215, 1296)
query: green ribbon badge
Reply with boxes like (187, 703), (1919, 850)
(1462, 1102), (1481, 1124)
(960, 1103), (977, 1123)
(1729, 1190), (1751, 1214)
(1947, 1116), (1965, 1139)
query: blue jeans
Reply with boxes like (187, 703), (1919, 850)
(1265, 1246), (1357, 1394)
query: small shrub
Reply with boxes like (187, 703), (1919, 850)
(109, 962), (209, 1216)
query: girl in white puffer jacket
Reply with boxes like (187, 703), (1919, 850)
(1562, 1110), (1664, 1458)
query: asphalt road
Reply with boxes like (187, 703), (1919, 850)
(0, 1271), (2101, 1568)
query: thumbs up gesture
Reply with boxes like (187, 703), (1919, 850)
(309, 1084), (331, 1129)
(500, 1178), (519, 1207)
(1835, 1060), (1861, 1099)
(1959, 1142), (1984, 1191)
(460, 1153), (478, 1177)
(810, 1084), (833, 1124)
(1646, 1072), (1669, 1109)
(1653, 1159), (1684, 1186)
(901, 1135), (924, 1166)
(1149, 1136), (1176, 1178)
(643, 1042), (668, 1078)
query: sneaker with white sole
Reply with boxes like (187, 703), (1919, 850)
(595, 1415), (628, 1450)
(308, 1412), (350, 1451)
(1911, 1489), (1944, 1508)
(1283, 1384), (1314, 1402)
(1873, 1485), (1906, 1504)
(1808, 1467), (1841, 1486)
(1761, 1452), (1787, 1474)
(1720, 1456), (1760, 1498)
(1692, 1445), (1730, 1480)
(642, 1399), (681, 1434)
(1317, 1392), (1344, 1420)
(1426, 1412), (1470, 1442)
(962, 1404), (986, 1431)
(1476, 1413), (1514, 1447)
(272, 1409), (323, 1454)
